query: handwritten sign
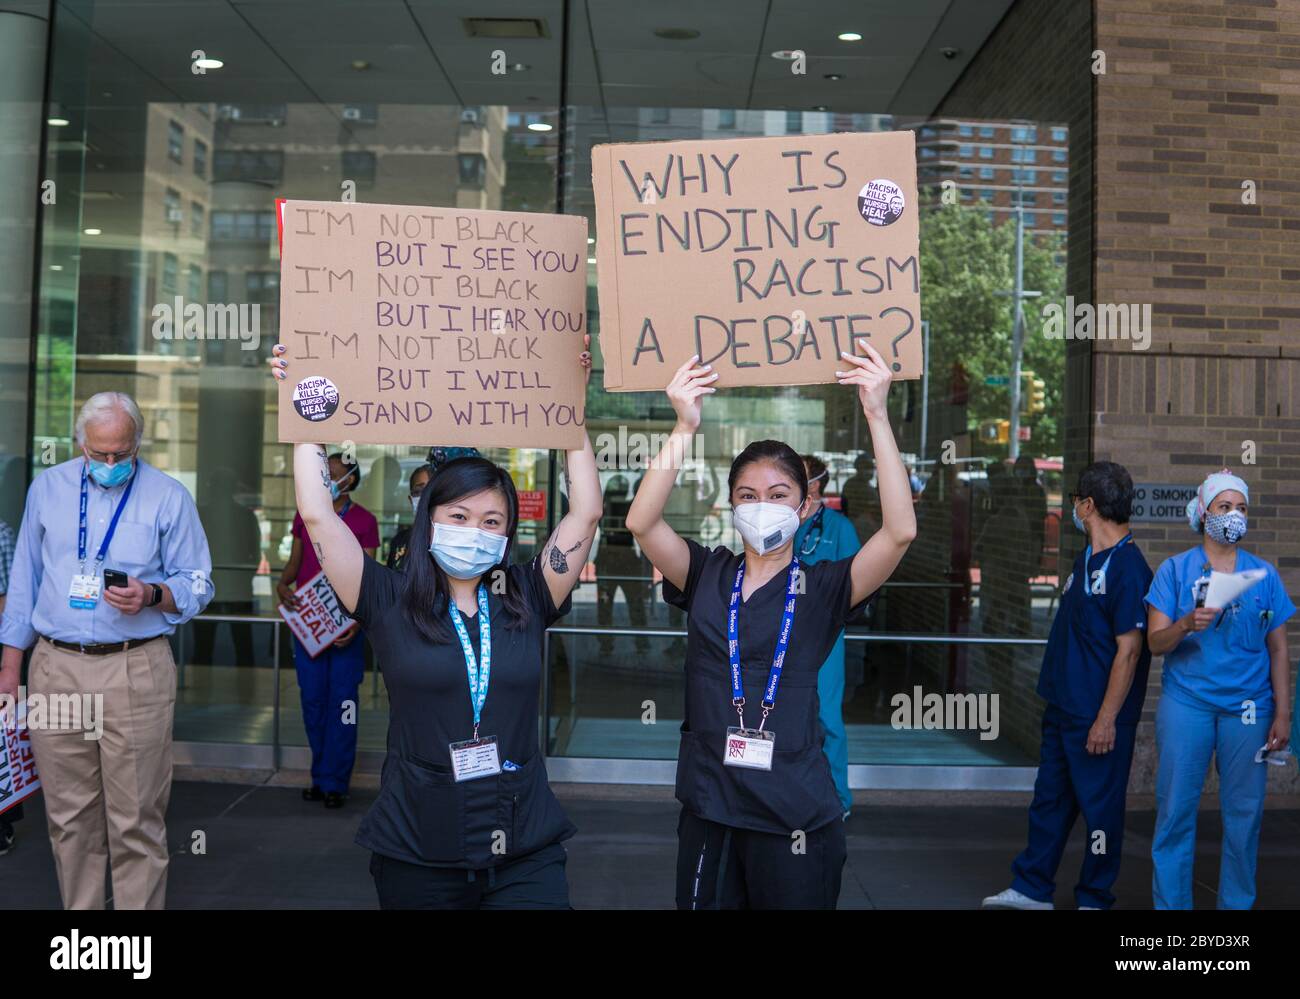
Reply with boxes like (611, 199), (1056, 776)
(278, 571), (356, 658)
(277, 199), (589, 449)
(593, 131), (921, 391)
(0, 702), (41, 816)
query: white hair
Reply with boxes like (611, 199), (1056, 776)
(75, 392), (144, 447)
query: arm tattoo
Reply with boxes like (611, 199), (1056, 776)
(313, 542), (325, 563)
(546, 536), (586, 574)
(316, 448), (331, 492)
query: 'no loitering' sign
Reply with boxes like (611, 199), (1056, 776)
(1130, 483), (1198, 523)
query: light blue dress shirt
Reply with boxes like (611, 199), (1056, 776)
(0, 458), (214, 648)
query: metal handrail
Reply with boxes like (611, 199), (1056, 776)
(186, 613), (1048, 646)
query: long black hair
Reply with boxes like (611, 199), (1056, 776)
(728, 440), (808, 503)
(400, 456), (529, 642)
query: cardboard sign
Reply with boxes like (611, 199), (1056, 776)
(593, 131), (921, 391)
(278, 570), (356, 658)
(0, 702), (41, 816)
(277, 199), (589, 449)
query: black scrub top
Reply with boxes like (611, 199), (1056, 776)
(663, 538), (864, 835)
(349, 555), (575, 869)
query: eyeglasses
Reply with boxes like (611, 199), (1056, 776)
(84, 447), (135, 463)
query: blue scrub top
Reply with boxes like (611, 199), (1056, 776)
(795, 505), (860, 566)
(1144, 546), (1295, 713)
(1037, 538), (1154, 724)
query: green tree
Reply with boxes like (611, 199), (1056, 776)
(919, 203), (1066, 456)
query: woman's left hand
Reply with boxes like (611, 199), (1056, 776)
(836, 339), (893, 421)
(1267, 715), (1290, 752)
(580, 334), (592, 386)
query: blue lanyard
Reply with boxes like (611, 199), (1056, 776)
(448, 585), (492, 737)
(337, 499), (351, 519)
(1082, 534), (1131, 598)
(727, 556), (801, 729)
(78, 463), (138, 572)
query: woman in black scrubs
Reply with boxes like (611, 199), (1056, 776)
(385, 462), (433, 572)
(626, 343), (917, 909)
(270, 339), (601, 909)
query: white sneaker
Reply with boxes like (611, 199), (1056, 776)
(981, 887), (1054, 910)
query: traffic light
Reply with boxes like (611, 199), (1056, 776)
(1020, 370), (1046, 416)
(978, 418), (1009, 444)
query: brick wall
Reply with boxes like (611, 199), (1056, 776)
(936, 0), (1300, 792)
(1093, 0), (1300, 793)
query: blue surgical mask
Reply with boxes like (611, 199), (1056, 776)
(88, 458), (134, 488)
(1072, 504), (1087, 534)
(329, 473), (352, 501)
(1204, 510), (1247, 545)
(430, 522), (508, 579)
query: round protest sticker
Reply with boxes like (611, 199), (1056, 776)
(292, 375), (340, 422)
(857, 179), (906, 227)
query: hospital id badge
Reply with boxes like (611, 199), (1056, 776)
(450, 736), (502, 781)
(68, 574), (102, 610)
(723, 727), (775, 771)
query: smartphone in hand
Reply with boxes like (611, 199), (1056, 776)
(103, 569), (129, 590)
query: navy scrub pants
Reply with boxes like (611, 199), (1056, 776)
(1011, 703), (1137, 909)
(292, 633), (366, 794)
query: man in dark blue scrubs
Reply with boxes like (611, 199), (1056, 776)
(983, 461), (1153, 910)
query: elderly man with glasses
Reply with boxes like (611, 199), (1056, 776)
(0, 391), (213, 909)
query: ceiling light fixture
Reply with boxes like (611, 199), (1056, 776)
(194, 57), (223, 70)
(655, 27), (700, 40)
(823, 73), (843, 81)
(838, 32), (862, 42)
(771, 50), (799, 60)
(83, 228), (101, 236)
(47, 116), (69, 127)
(351, 60), (371, 71)
(527, 121), (552, 132)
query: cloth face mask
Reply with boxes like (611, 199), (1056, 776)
(1204, 510), (1247, 544)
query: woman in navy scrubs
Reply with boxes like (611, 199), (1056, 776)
(1145, 469), (1294, 909)
(271, 340), (602, 909)
(626, 343), (916, 909)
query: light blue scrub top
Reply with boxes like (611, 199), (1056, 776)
(1144, 546), (1295, 713)
(795, 505), (860, 566)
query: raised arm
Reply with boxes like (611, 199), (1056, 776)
(271, 345), (365, 613)
(539, 335), (603, 607)
(625, 355), (719, 592)
(837, 342), (917, 607)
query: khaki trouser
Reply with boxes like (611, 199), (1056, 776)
(27, 636), (175, 910)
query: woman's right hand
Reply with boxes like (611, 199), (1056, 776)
(666, 354), (718, 433)
(269, 343), (288, 381)
(1181, 607), (1218, 632)
(277, 580), (300, 610)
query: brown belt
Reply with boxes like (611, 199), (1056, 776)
(41, 635), (164, 656)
